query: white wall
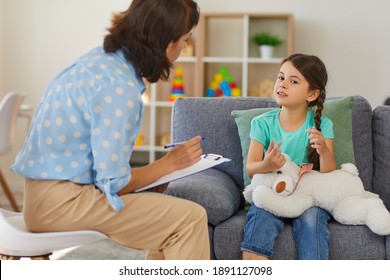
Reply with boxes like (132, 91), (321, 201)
(196, 0), (390, 107)
(2, 0), (390, 190)
(1, 0), (132, 190)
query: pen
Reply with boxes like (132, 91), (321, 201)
(164, 137), (205, 149)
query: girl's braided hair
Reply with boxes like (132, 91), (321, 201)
(282, 54), (328, 170)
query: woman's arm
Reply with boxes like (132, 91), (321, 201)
(118, 135), (203, 194)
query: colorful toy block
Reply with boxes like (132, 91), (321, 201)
(169, 66), (185, 102)
(206, 66), (241, 97)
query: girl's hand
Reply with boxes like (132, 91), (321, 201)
(263, 140), (286, 171)
(164, 135), (203, 171)
(307, 127), (328, 155)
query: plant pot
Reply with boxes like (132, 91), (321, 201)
(259, 45), (274, 59)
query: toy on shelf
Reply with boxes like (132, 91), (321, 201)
(179, 37), (194, 57)
(134, 133), (144, 146)
(159, 132), (171, 147)
(249, 79), (274, 98)
(206, 66), (241, 97)
(169, 66), (185, 102)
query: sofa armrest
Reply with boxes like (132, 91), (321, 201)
(166, 168), (242, 226)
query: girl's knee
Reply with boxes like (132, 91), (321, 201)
(298, 207), (330, 229)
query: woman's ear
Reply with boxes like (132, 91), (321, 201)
(307, 89), (320, 103)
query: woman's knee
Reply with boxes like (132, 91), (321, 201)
(178, 198), (208, 224)
(191, 201), (208, 223)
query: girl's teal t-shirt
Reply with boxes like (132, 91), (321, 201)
(249, 108), (334, 165)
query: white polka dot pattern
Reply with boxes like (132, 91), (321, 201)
(11, 46), (146, 211)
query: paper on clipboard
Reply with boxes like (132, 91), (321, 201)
(136, 154), (231, 192)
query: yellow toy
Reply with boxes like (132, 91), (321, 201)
(169, 66), (185, 102)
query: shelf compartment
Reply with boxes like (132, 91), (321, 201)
(203, 15), (244, 57)
(155, 63), (196, 102)
(248, 14), (293, 59)
(130, 150), (150, 167)
(247, 63), (280, 97)
(203, 62), (243, 97)
(155, 107), (173, 147)
(135, 106), (151, 147)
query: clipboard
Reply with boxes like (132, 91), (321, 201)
(136, 154), (231, 192)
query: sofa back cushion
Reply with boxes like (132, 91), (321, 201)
(172, 97), (278, 187)
(172, 96), (373, 190)
(373, 106), (390, 209)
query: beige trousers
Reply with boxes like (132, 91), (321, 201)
(23, 179), (210, 260)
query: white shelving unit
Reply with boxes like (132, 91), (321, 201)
(197, 13), (294, 100)
(131, 13), (294, 166)
(131, 56), (197, 165)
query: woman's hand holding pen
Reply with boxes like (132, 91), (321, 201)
(121, 136), (203, 194)
(165, 135), (203, 171)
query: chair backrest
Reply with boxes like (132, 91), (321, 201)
(0, 92), (25, 155)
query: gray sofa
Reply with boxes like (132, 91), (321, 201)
(166, 96), (390, 259)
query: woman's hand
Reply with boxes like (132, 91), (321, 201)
(164, 135), (203, 171)
(119, 136), (203, 194)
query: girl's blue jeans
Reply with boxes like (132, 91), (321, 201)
(241, 205), (331, 259)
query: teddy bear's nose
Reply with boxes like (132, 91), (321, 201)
(277, 171), (282, 174)
(275, 181), (286, 193)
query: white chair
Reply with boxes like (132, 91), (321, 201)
(0, 92), (25, 212)
(0, 208), (108, 260)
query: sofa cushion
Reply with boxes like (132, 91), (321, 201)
(231, 108), (273, 187)
(232, 96), (356, 186)
(213, 210), (386, 260)
(350, 96), (373, 191)
(166, 168), (242, 226)
(373, 106), (390, 210)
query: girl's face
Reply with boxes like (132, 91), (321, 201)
(274, 61), (319, 108)
(166, 32), (192, 63)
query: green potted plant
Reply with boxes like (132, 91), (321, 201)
(252, 32), (283, 59)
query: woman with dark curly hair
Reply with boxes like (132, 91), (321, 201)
(12, 0), (209, 260)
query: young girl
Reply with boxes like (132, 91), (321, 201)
(241, 53), (337, 260)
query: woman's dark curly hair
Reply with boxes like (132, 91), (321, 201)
(282, 53), (328, 170)
(103, 0), (199, 83)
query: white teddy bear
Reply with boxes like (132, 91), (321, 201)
(243, 154), (390, 235)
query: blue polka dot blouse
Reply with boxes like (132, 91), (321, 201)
(12, 46), (146, 211)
